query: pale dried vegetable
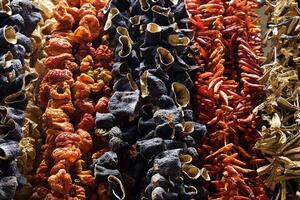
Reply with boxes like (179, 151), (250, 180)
(254, 0), (300, 199)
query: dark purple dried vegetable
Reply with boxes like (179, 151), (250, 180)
(0, 0), (41, 198)
(0, 176), (18, 200)
(93, 0), (208, 199)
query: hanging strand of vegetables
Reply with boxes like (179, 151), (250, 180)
(91, 0), (209, 199)
(30, 0), (113, 199)
(15, 0), (56, 198)
(254, 1), (300, 199)
(186, 0), (269, 199)
(0, 0), (41, 198)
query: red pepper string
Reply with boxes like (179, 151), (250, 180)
(30, 0), (113, 199)
(187, 0), (269, 199)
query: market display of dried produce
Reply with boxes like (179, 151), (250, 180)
(187, 0), (269, 199)
(29, 0), (113, 199)
(254, 0), (300, 199)
(1, 0), (300, 199)
(0, 0), (41, 199)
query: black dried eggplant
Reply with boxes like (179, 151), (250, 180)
(0, 14), (24, 32)
(16, 32), (32, 53)
(93, 151), (122, 184)
(108, 90), (140, 119)
(92, 0), (208, 199)
(94, 151), (118, 169)
(0, 0), (41, 199)
(0, 176), (18, 200)
(96, 113), (116, 129)
(10, 0), (41, 35)
(0, 140), (19, 161)
(94, 165), (121, 182)
(136, 137), (164, 159)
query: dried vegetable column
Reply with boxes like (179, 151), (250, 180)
(16, 0), (56, 198)
(0, 0), (41, 199)
(30, 0), (113, 199)
(92, 0), (208, 199)
(187, 0), (269, 198)
(254, 1), (300, 199)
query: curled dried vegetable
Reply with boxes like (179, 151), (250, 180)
(92, 0), (209, 199)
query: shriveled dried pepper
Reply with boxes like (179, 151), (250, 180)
(187, 0), (269, 198)
(30, 0), (113, 199)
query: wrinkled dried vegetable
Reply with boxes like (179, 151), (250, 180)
(30, 0), (113, 199)
(186, 0), (269, 199)
(16, 0), (55, 196)
(92, 0), (209, 199)
(2, 0), (300, 199)
(0, 0), (41, 199)
(254, 0), (300, 199)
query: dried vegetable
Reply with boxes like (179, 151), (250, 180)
(29, 0), (114, 199)
(253, 0), (300, 199)
(186, 0), (269, 199)
(2, 0), (300, 198)
(16, 0), (55, 191)
(92, 0), (209, 199)
(0, 0), (41, 199)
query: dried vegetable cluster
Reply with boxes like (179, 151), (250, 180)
(254, 0), (300, 199)
(2, 0), (300, 199)
(186, 0), (270, 199)
(29, 0), (114, 199)
(16, 0), (56, 193)
(91, 0), (209, 199)
(0, 0), (41, 199)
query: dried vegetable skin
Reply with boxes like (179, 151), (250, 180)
(186, 0), (269, 199)
(0, 0), (41, 198)
(30, 0), (113, 199)
(93, 0), (209, 199)
(254, 0), (300, 199)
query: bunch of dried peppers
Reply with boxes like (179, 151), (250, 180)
(254, 0), (300, 199)
(29, 0), (114, 199)
(187, 0), (269, 199)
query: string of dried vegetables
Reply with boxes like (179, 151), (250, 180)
(0, 0), (41, 199)
(91, 0), (209, 199)
(16, 1), (56, 198)
(30, 0), (113, 199)
(186, 0), (269, 199)
(254, 1), (300, 199)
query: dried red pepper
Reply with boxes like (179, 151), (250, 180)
(30, 0), (112, 199)
(187, 0), (269, 198)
